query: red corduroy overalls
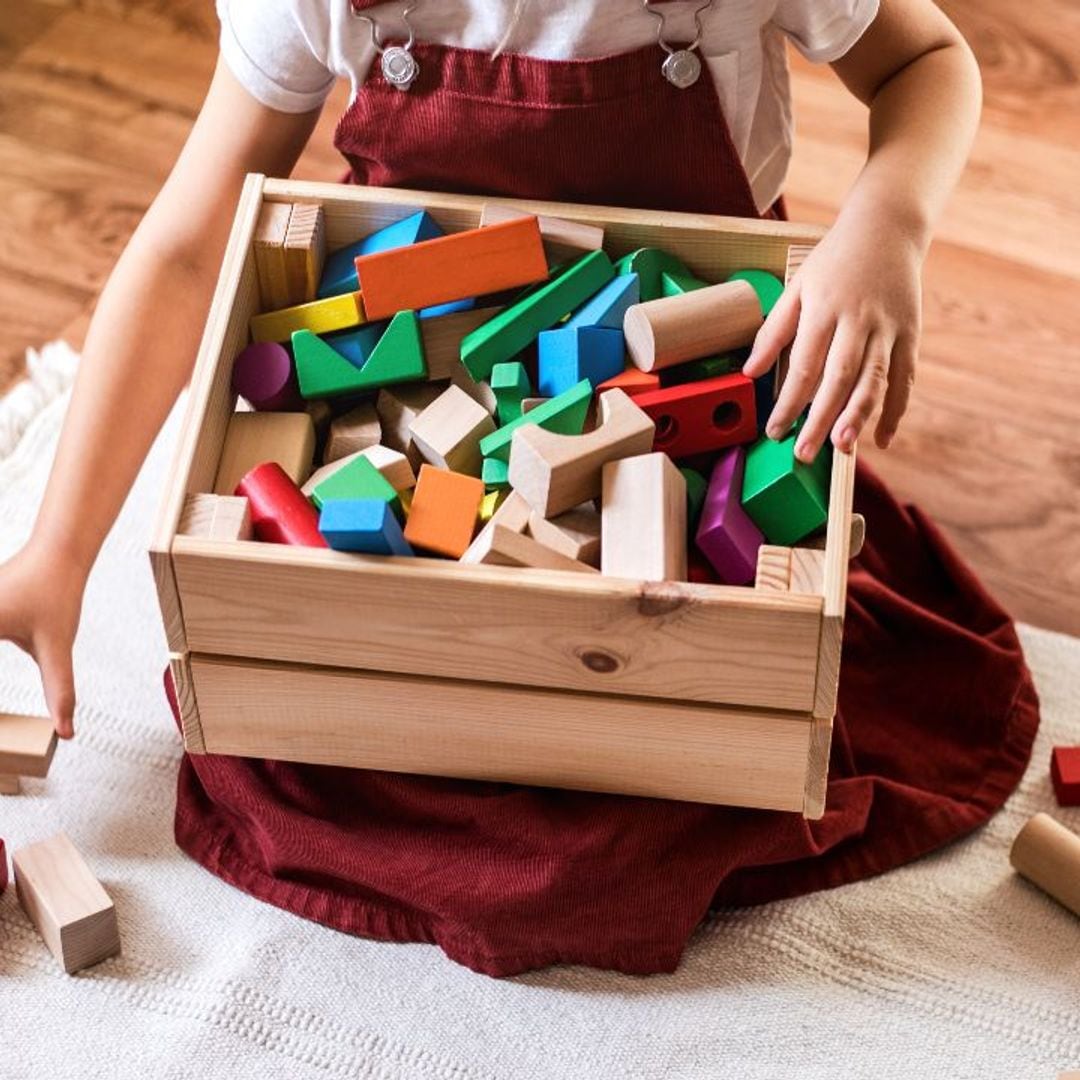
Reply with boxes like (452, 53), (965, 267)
(168, 20), (1039, 978)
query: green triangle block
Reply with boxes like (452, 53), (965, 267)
(293, 329), (370, 400)
(478, 378), (592, 463)
(352, 309), (427, 391)
(727, 269), (784, 316)
(481, 456), (510, 490)
(661, 270), (708, 297)
(310, 454), (402, 517)
(616, 248), (692, 301)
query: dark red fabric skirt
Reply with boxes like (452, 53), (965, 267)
(168, 460), (1038, 977)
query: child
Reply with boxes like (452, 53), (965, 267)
(0, 0), (1038, 977)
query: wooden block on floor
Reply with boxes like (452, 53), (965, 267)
(463, 523), (599, 573)
(1051, 747), (1080, 807)
(461, 490), (533, 562)
(508, 388), (655, 517)
(479, 379), (592, 464)
(601, 452), (687, 582)
(633, 374), (757, 459)
(1, 774), (21, 795)
(1010, 813), (1080, 919)
(283, 202), (326, 305)
(0, 713), (58, 779)
(13, 832), (120, 974)
(409, 384), (495, 477)
(479, 204), (605, 263)
(250, 290), (363, 344)
(355, 216), (548, 321)
(253, 201), (293, 311)
(528, 504), (602, 567)
(755, 545), (792, 591)
(214, 411), (315, 495)
(178, 493), (252, 541)
(324, 402), (381, 464)
(403, 465), (485, 558)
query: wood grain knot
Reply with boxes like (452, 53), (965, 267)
(576, 648), (623, 675)
(636, 586), (689, 617)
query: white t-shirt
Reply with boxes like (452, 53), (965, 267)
(217, 0), (878, 213)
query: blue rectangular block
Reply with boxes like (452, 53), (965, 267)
(420, 297), (476, 319)
(563, 273), (640, 331)
(317, 210), (444, 299)
(318, 498), (414, 555)
(538, 325), (625, 397)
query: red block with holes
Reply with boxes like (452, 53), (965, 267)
(633, 374), (757, 459)
(1051, 746), (1080, 806)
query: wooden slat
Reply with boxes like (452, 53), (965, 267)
(190, 653), (812, 812)
(172, 535), (824, 711)
(168, 652), (204, 755)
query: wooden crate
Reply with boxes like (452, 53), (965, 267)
(150, 175), (855, 819)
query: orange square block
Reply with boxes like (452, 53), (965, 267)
(354, 217), (549, 321)
(404, 465), (485, 558)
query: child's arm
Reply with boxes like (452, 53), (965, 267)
(743, 0), (981, 462)
(0, 59), (321, 737)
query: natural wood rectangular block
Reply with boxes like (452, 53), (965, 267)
(178, 494), (252, 541)
(0, 713), (57, 778)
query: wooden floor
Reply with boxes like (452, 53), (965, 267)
(1, 1), (1077, 633)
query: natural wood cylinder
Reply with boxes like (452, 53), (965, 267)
(624, 279), (763, 372)
(1010, 812), (1080, 917)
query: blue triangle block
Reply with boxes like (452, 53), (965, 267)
(538, 325), (626, 397)
(563, 273), (640, 332)
(322, 322), (387, 369)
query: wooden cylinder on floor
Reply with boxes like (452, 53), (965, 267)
(1009, 812), (1080, 917)
(623, 280), (763, 372)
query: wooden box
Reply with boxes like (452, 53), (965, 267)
(150, 175), (855, 819)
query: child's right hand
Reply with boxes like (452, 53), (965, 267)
(0, 545), (84, 738)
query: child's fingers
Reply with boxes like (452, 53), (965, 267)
(874, 335), (917, 448)
(743, 283), (800, 379)
(830, 331), (892, 453)
(765, 312), (834, 439)
(35, 632), (76, 739)
(793, 320), (865, 463)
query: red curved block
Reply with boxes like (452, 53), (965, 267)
(633, 374), (757, 459)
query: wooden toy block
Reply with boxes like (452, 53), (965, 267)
(308, 452), (401, 517)
(403, 465), (485, 558)
(479, 203), (605, 263)
(755, 545), (793, 591)
(601, 453), (687, 583)
(564, 273), (640, 332)
(13, 832), (120, 974)
(213, 411), (315, 495)
(460, 250), (615, 380)
(231, 341), (301, 411)
(250, 290), (363, 343)
(409, 384), (495, 477)
(660, 269), (707, 296)
(322, 322), (386, 370)
(355, 216), (548, 321)
(419, 305), (504, 381)
(461, 489), (532, 562)
(741, 421), (831, 545)
(482, 456), (510, 489)
(508, 387), (655, 517)
(520, 397), (549, 414)
(727, 268), (783, 316)
(479, 378), (592, 464)
(490, 361), (532, 425)
(633, 374), (757, 459)
(318, 209), (444, 299)
(615, 248), (691, 301)
(1010, 813), (1080, 919)
(1, 774), (21, 795)
(253, 201), (293, 310)
(537, 325), (625, 397)
(283, 202), (326, 304)
(376, 382), (445, 460)
(595, 368), (661, 398)
(680, 467), (707, 532)
(304, 445), (415, 499)
(694, 448), (764, 586)
(479, 489), (506, 523)
(802, 513), (866, 559)
(527, 504), (602, 567)
(324, 402), (381, 464)
(624, 280), (763, 372)
(462, 524), (598, 574)
(293, 330), (369, 399)
(789, 546), (826, 596)
(235, 462), (328, 548)
(0, 713), (57, 778)
(319, 499), (414, 556)
(350, 309), (426, 390)
(1051, 746), (1080, 806)
(178, 493), (253, 541)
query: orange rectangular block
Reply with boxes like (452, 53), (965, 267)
(403, 465), (485, 559)
(354, 217), (549, 321)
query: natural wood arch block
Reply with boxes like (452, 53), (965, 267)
(508, 388), (655, 518)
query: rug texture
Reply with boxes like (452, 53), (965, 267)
(0, 345), (1077, 1080)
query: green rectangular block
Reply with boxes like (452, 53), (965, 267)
(460, 251), (615, 380)
(310, 455), (402, 517)
(490, 361), (532, 426)
(740, 420), (831, 545)
(478, 378), (592, 464)
(481, 456), (510, 490)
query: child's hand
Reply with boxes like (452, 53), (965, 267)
(742, 209), (922, 463)
(0, 547), (84, 738)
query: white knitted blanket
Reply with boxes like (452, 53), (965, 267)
(0, 345), (1078, 1080)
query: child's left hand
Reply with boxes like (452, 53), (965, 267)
(741, 207), (923, 464)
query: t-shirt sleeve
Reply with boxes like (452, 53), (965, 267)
(216, 0), (336, 113)
(771, 0), (880, 64)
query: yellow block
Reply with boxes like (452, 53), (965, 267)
(250, 291), (364, 343)
(479, 489), (506, 524)
(399, 487), (413, 518)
